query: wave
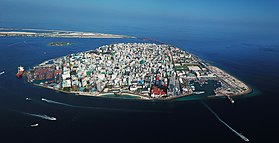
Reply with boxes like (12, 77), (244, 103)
(201, 101), (249, 142)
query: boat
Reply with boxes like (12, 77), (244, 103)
(114, 91), (122, 96)
(0, 71), (4, 75)
(30, 123), (39, 127)
(16, 66), (24, 78)
(226, 96), (235, 104)
(25, 97), (32, 101)
(45, 115), (56, 121)
(193, 91), (205, 95)
(191, 86), (195, 91)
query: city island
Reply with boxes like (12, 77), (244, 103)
(25, 43), (252, 101)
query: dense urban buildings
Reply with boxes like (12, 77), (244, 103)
(26, 43), (251, 100)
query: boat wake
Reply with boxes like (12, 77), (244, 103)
(8, 42), (23, 47)
(21, 112), (56, 121)
(41, 98), (162, 113)
(42, 98), (74, 107)
(8, 41), (33, 48)
(201, 101), (249, 142)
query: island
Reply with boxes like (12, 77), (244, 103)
(48, 42), (73, 47)
(25, 43), (252, 100)
(0, 28), (134, 38)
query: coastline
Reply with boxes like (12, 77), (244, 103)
(207, 66), (252, 96)
(33, 83), (196, 101)
(206, 61), (260, 99)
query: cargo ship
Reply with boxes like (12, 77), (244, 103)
(16, 66), (24, 78)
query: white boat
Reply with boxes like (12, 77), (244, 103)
(30, 123), (39, 127)
(193, 91), (205, 95)
(226, 96), (235, 104)
(0, 71), (4, 75)
(191, 86), (195, 91)
(25, 97), (32, 101)
(48, 117), (56, 121)
(42, 115), (56, 121)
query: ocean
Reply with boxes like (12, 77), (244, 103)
(0, 22), (279, 143)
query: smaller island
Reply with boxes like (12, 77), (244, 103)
(48, 42), (73, 47)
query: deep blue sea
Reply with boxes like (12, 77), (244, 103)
(0, 22), (279, 143)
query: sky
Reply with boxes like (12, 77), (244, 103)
(0, 0), (279, 31)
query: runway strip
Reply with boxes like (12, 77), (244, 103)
(201, 101), (249, 142)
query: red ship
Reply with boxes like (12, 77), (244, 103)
(16, 66), (24, 78)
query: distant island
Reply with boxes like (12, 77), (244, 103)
(25, 43), (252, 100)
(0, 28), (134, 38)
(48, 42), (73, 47)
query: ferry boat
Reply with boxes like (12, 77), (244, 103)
(16, 66), (24, 78)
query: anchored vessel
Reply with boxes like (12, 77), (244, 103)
(16, 66), (24, 78)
